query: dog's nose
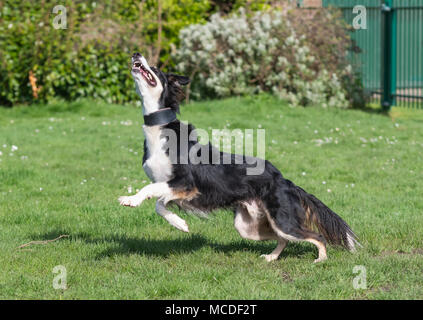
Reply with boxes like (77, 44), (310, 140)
(132, 52), (142, 58)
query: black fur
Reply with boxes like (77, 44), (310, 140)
(150, 67), (189, 114)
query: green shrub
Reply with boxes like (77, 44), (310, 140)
(173, 5), (367, 108)
(0, 0), (210, 106)
(0, 0), (366, 108)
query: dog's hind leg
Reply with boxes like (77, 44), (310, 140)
(260, 238), (287, 262)
(263, 201), (328, 263)
(155, 199), (189, 233)
(305, 237), (327, 263)
(234, 201), (288, 261)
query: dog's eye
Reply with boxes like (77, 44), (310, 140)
(134, 62), (141, 67)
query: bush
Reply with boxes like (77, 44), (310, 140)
(0, 0), (211, 106)
(173, 6), (367, 108)
(0, 0), (367, 108)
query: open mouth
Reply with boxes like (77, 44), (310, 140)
(132, 60), (157, 87)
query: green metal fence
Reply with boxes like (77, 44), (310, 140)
(322, 0), (423, 109)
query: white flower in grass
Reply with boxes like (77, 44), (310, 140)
(127, 186), (133, 194)
(11, 145), (18, 152)
(327, 189), (332, 193)
(322, 181), (326, 185)
(302, 172), (306, 176)
(0, 151), (2, 156)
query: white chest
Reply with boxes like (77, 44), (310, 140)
(142, 125), (173, 182)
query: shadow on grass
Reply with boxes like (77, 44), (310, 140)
(356, 105), (390, 116)
(31, 230), (316, 260)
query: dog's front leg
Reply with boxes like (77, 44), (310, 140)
(118, 182), (172, 208)
(155, 199), (189, 233)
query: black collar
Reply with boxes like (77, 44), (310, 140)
(143, 108), (177, 126)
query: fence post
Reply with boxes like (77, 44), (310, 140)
(381, 0), (397, 110)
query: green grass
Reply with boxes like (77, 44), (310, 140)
(1, 96), (422, 299)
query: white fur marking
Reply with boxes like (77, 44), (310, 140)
(234, 201), (276, 241)
(118, 182), (173, 207)
(142, 125), (173, 182)
(156, 200), (189, 233)
(347, 232), (361, 252)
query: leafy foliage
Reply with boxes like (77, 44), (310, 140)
(174, 6), (367, 108)
(0, 0), (210, 106)
(0, 1), (366, 108)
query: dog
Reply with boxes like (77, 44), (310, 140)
(118, 52), (360, 263)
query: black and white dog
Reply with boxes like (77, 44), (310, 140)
(118, 52), (359, 263)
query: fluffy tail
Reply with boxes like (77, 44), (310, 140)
(296, 186), (361, 251)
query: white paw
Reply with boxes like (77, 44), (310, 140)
(313, 256), (327, 263)
(167, 214), (190, 233)
(118, 195), (144, 207)
(260, 254), (278, 262)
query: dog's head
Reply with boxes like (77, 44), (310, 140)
(131, 52), (190, 114)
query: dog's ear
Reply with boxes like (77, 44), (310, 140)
(166, 74), (190, 86)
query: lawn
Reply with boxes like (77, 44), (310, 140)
(0, 96), (422, 299)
